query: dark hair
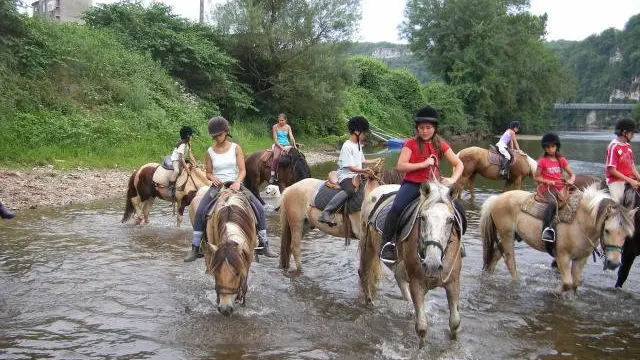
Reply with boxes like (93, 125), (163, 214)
(278, 113), (287, 120)
(347, 116), (369, 133)
(416, 124), (444, 159)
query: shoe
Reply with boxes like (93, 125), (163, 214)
(256, 242), (278, 258)
(542, 227), (556, 243)
(183, 245), (199, 262)
(318, 211), (337, 227)
(380, 242), (398, 264)
(0, 203), (15, 219)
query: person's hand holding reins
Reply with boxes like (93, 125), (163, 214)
(630, 179), (640, 189)
(363, 167), (375, 177)
(440, 177), (456, 186)
(422, 155), (437, 168)
(229, 181), (241, 191)
(211, 175), (223, 188)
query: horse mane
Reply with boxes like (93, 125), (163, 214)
(381, 169), (404, 185)
(287, 148), (311, 182)
(525, 155), (537, 175)
(213, 191), (256, 245)
(583, 183), (634, 234)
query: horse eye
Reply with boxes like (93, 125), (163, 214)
(604, 229), (610, 234)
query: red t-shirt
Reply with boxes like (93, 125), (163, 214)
(403, 137), (451, 183)
(605, 139), (636, 183)
(536, 156), (569, 194)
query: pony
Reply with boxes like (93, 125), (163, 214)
(278, 163), (403, 275)
(358, 181), (464, 348)
(244, 147), (312, 204)
(122, 163), (210, 226)
(454, 146), (537, 198)
(480, 184), (635, 295)
(188, 186), (257, 316)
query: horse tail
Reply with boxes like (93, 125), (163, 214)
(480, 195), (500, 270)
(122, 169), (138, 223)
(358, 221), (381, 301)
(279, 193), (293, 270)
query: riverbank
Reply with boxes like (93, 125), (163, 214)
(0, 150), (338, 211)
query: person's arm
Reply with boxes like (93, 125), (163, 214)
(511, 130), (521, 151)
(231, 145), (246, 190)
(205, 151), (222, 187)
(533, 166), (553, 186)
(609, 167), (640, 187)
(563, 161), (576, 184)
(395, 147), (433, 173)
(440, 148), (463, 185)
(288, 125), (297, 148)
(272, 125), (282, 150)
(363, 158), (381, 165)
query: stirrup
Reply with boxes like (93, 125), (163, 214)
(380, 242), (397, 264)
(542, 227), (556, 243)
(255, 243), (265, 250)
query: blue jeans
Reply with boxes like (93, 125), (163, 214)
(381, 181), (421, 243)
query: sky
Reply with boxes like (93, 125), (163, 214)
(93, 0), (640, 43)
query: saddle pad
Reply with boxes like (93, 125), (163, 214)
(311, 183), (365, 213)
(369, 193), (421, 243)
(521, 192), (582, 223)
(152, 166), (171, 187)
(487, 145), (514, 166)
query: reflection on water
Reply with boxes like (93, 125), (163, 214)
(1, 134), (640, 359)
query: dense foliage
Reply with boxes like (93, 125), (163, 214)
(349, 42), (437, 83)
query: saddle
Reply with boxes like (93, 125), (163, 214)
(311, 177), (365, 213)
(259, 149), (273, 164)
(152, 165), (174, 188)
(521, 190), (581, 223)
(488, 145), (514, 166)
(162, 155), (174, 170)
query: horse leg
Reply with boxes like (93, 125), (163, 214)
(409, 280), (428, 349)
(394, 262), (412, 302)
(468, 174), (476, 200)
(290, 223), (304, 275)
(132, 196), (144, 224)
(143, 198), (155, 224)
(444, 278), (461, 340)
(570, 256), (589, 293)
(498, 230), (518, 280)
(554, 254), (574, 295)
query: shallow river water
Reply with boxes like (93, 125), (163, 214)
(1, 132), (640, 359)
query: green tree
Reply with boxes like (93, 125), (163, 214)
(401, 0), (569, 132)
(211, 0), (360, 126)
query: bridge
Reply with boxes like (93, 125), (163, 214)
(553, 103), (636, 129)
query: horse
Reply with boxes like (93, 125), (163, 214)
(188, 186), (257, 316)
(121, 163), (210, 226)
(480, 184), (635, 295)
(358, 181), (463, 348)
(244, 147), (312, 204)
(454, 146), (537, 198)
(278, 164), (403, 275)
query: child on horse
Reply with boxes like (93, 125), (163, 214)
(184, 117), (277, 262)
(605, 117), (640, 205)
(270, 113), (297, 185)
(379, 106), (465, 264)
(318, 116), (381, 227)
(496, 120), (522, 179)
(168, 126), (197, 197)
(534, 133), (575, 243)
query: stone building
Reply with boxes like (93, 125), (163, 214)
(31, 0), (92, 23)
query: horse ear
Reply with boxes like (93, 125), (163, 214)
(420, 181), (431, 198)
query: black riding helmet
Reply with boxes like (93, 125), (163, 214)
(414, 105), (439, 125)
(541, 132), (561, 150)
(509, 120), (520, 129)
(208, 116), (230, 137)
(179, 126), (194, 140)
(347, 116), (370, 133)
(614, 118), (637, 136)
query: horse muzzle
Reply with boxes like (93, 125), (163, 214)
(603, 258), (620, 271)
(218, 303), (235, 317)
(420, 256), (443, 275)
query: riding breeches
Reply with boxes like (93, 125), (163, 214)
(607, 181), (626, 205)
(193, 185), (266, 232)
(271, 145), (283, 171)
(170, 161), (181, 182)
(496, 143), (511, 161)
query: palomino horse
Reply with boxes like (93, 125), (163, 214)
(244, 147), (311, 204)
(278, 164), (402, 274)
(454, 146), (537, 198)
(122, 163), (209, 226)
(480, 184), (635, 295)
(188, 186), (257, 316)
(359, 181), (463, 348)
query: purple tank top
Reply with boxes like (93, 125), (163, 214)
(498, 131), (512, 146)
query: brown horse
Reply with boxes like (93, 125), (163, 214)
(188, 186), (257, 316)
(278, 165), (402, 275)
(480, 184), (635, 295)
(454, 146), (537, 198)
(122, 163), (209, 226)
(244, 147), (311, 204)
(358, 181), (463, 348)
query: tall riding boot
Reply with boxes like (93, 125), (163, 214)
(184, 231), (203, 262)
(0, 202), (15, 219)
(541, 204), (557, 243)
(318, 191), (350, 227)
(256, 229), (278, 258)
(499, 158), (508, 179)
(379, 210), (401, 264)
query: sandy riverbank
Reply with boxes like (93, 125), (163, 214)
(0, 150), (338, 211)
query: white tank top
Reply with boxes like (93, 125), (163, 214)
(208, 143), (238, 183)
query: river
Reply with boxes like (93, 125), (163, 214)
(1, 132), (639, 359)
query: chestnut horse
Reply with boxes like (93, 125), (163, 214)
(454, 146), (537, 198)
(188, 186), (257, 316)
(278, 164), (402, 275)
(359, 181), (463, 348)
(480, 184), (635, 295)
(244, 147), (311, 204)
(122, 163), (209, 226)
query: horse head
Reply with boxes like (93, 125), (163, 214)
(417, 181), (457, 274)
(279, 147), (311, 184)
(585, 184), (636, 270)
(207, 242), (251, 316)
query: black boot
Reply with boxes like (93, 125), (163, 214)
(379, 210), (400, 264)
(318, 190), (349, 227)
(499, 157), (509, 179)
(168, 181), (176, 198)
(256, 230), (278, 258)
(0, 202), (15, 219)
(541, 203), (557, 243)
(183, 245), (199, 262)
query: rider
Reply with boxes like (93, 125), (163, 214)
(605, 117), (640, 205)
(379, 105), (465, 264)
(534, 133), (575, 243)
(318, 116), (381, 226)
(0, 201), (15, 219)
(184, 116), (277, 262)
(269, 113), (297, 185)
(496, 120), (522, 179)
(168, 126), (196, 197)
